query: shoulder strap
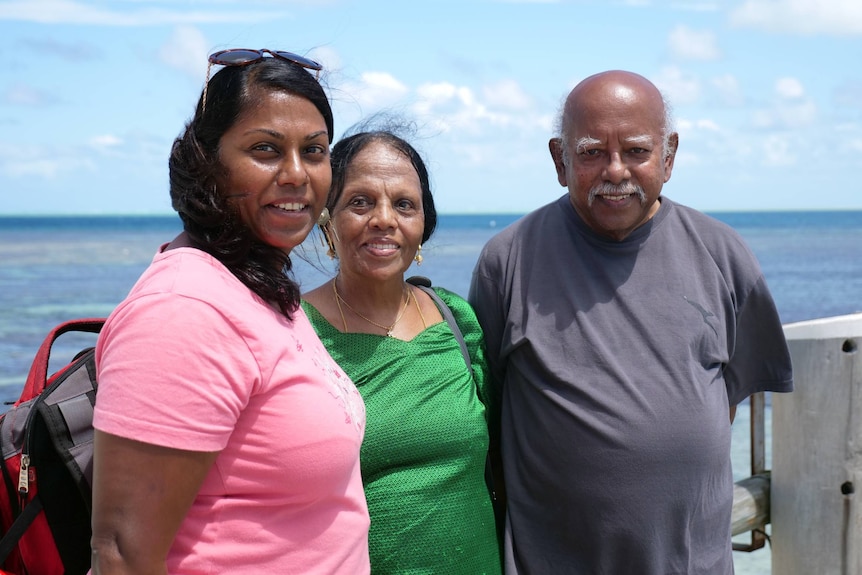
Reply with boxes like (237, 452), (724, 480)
(406, 276), (471, 371)
(21, 318), (104, 404)
(407, 277), (503, 528)
(0, 496), (43, 563)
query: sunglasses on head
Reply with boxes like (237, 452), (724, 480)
(209, 49), (322, 74)
(202, 48), (323, 112)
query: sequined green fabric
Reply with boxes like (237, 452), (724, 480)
(302, 288), (501, 574)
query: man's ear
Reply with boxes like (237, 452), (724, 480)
(549, 138), (567, 187)
(663, 132), (679, 183)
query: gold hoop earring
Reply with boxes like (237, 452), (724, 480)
(414, 244), (423, 266)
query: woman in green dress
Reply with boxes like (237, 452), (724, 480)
(301, 128), (502, 574)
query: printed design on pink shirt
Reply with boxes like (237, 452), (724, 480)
(309, 343), (364, 433)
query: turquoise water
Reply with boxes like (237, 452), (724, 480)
(1, 209), (861, 573)
(2, 209), (860, 391)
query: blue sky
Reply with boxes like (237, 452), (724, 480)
(1, 0), (861, 215)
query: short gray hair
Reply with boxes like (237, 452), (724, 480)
(660, 93), (676, 159)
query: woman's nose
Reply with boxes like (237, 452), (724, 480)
(370, 203), (396, 229)
(277, 152), (308, 186)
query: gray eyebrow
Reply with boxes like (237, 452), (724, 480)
(575, 136), (601, 153)
(625, 135), (654, 147)
(575, 134), (656, 154)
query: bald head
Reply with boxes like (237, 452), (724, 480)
(559, 71), (675, 159)
(548, 70), (680, 240)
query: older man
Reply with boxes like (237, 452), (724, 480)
(469, 70), (793, 574)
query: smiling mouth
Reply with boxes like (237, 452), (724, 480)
(588, 182), (646, 206)
(367, 242), (398, 250)
(274, 202), (307, 212)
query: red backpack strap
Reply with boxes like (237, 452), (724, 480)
(19, 319), (105, 404)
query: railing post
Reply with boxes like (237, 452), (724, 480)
(732, 392), (767, 551)
(772, 313), (862, 575)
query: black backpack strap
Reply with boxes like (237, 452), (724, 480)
(406, 276), (471, 371)
(407, 275), (504, 528)
(0, 496), (43, 563)
(38, 347), (99, 500)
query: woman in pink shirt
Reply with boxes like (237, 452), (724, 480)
(90, 49), (370, 574)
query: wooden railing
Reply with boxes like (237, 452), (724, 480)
(731, 473), (770, 537)
(731, 392), (769, 551)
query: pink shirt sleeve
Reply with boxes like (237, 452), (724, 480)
(94, 292), (257, 451)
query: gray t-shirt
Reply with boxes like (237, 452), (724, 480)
(469, 195), (793, 575)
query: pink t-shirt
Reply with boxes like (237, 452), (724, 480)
(94, 247), (369, 574)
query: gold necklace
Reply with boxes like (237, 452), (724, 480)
(332, 279), (411, 337)
(414, 287), (427, 329)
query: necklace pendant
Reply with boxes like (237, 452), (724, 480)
(386, 330), (394, 337)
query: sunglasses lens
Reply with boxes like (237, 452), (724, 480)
(206, 49), (323, 74)
(209, 49), (262, 66)
(274, 51), (323, 71)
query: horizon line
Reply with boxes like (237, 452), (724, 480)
(2, 208), (862, 218)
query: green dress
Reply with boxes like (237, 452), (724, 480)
(302, 287), (502, 575)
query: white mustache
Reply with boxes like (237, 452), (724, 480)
(588, 182), (646, 206)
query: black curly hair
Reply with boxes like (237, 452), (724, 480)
(168, 56), (333, 318)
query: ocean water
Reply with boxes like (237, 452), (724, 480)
(1, 209), (861, 573)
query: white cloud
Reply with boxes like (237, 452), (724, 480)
(415, 82), (458, 101)
(3, 84), (58, 106)
(340, 72), (409, 111)
(748, 77), (816, 129)
(669, 2), (721, 12)
(5, 159), (71, 178)
(534, 112), (556, 134)
(730, 0), (862, 35)
(710, 74), (744, 106)
(0, 0), (290, 25)
(448, 143), (497, 167)
(654, 66), (701, 105)
(674, 115), (759, 172)
(775, 77), (804, 99)
(834, 80), (862, 108)
(752, 99), (818, 129)
(672, 150), (701, 168)
(408, 80), (549, 139)
(0, 130), (165, 186)
(308, 46), (341, 72)
(674, 117), (721, 144)
(363, 72), (410, 96)
(158, 26), (209, 80)
(750, 109), (772, 129)
(761, 134), (796, 166)
(482, 79), (532, 110)
(834, 122), (859, 133)
(784, 100), (818, 126)
(667, 25), (721, 60)
(413, 84), (484, 132)
(695, 119), (721, 131)
(90, 134), (123, 149)
(21, 37), (100, 61)
(0, 142), (96, 179)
